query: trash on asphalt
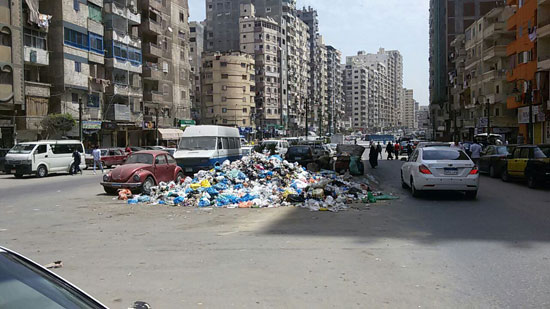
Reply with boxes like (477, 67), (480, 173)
(126, 152), (380, 212)
(44, 261), (63, 269)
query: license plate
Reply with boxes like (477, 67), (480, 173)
(444, 168), (458, 175)
(185, 167), (193, 172)
(295, 156), (302, 160)
(11, 169), (16, 174)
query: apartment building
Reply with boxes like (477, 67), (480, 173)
(200, 51), (255, 127)
(401, 88), (416, 131)
(539, 0), (550, 143)
(170, 0), (192, 124)
(417, 105), (430, 132)
(344, 59), (368, 132)
(429, 0), (501, 140)
(286, 15), (309, 136)
(327, 45), (343, 134)
(189, 21), (204, 123)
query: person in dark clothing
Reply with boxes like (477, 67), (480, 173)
(386, 142), (394, 160)
(369, 144), (378, 168)
(376, 142), (383, 160)
(407, 143), (413, 159)
(71, 148), (82, 175)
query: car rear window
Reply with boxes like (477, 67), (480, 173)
(535, 147), (550, 159)
(422, 149), (470, 161)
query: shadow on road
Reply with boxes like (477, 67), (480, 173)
(261, 160), (550, 247)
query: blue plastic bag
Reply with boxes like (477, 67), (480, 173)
(198, 198), (211, 207)
(173, 196), (185, 205)
(206, 187), (219, 196)
(127, 199), (138, 204)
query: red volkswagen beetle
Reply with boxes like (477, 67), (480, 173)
(101, 150), (184, 195)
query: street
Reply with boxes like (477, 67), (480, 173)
(1, 160), (550, 308)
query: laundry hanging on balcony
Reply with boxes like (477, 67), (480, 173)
(25, 0), (52, 30)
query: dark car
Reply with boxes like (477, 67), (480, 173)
(0, 246), (108, 308)
(85, 148), (127, 168)
(478, 145), (516, 178)
(299, 142), (328, 159)
(101, 150), (184, 194)
(501, 144), (550, 188)
(285, 145), (315, 167)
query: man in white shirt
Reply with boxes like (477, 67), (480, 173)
(469, 140), (483, 166)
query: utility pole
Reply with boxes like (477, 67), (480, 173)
(305, 98), (309, 137)
(155, 106), (159, 146)
(78, 97), (83, 141)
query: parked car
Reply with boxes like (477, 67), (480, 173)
(4, 140), (86, 178)
(0, 246), (108, 308)
(285, 145), (315, 167)
(261, 140), (289, 156)
(128, 146), (144, 152)
(85, 148), (127, 169)
(401, 147), (479, 199)
(143, 146), (166, 150)
(101, 150), (184, 194)
(478, 145), (516, 178)
(501, 144), (550, 188)
(300, 141), (329, 159)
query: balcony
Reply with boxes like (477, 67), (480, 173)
(483, 45), (507, 61)
(24, 81), (50, 97)
(110, 30), (141, 48)
(106, 83), (129, 96)
(87, 18), (103, 35)
(105, 2), (141, 25)
(105, 104), (131, 122)
(142, 66), (163, 80)
(24, 47), (49, 66)
(105, 57), (142, 74)
(143, 43), (162, 58)
(143, 19), (162, 35)
(483, 22), (506, 39)
(538, 55), (550, 70)
(538, 21), (550, 39)
(540, 0), (550, 5)
(140, 0), (163, 13)
(144, 90), (163, 102)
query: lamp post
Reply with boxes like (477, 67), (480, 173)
(512, 78), (533, 144)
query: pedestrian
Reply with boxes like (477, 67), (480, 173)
(407, 142), (413, 159)
(92, 145), (104, 175)
(451, 140), (464, 151)
(377, 142), (383, 160)
(369, 144), (378, 168)
(469, 139), (482, 166)
(386, 142), (394, 160)
(125, 145), (132, 154)
(71, 147), (82, 175)
(394, 142), (400, 159)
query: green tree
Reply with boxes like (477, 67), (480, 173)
(41, 113), (76, 139)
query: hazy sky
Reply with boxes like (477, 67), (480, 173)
(187, 0), (429, 106)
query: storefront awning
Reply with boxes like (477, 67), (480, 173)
(158, 128), (183, 141)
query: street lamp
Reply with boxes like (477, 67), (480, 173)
(512, 78), (533, 144)
(476, 95), (490, 135)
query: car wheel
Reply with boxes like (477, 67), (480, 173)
(36, 165), (47, 178)
(527, 175), (537, 189)
(501, 168), (510, 182)
(410, 177), (421, 197)
(141, 176), (155, 195)
(176, 171), (185, 184)
(489, 165), (497, 178)
(401, 171), (408, 189)
(103, 186), (117, 195)
(465, 190), (478, 200)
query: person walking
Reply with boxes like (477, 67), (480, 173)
(377, 142), (383, 160)
(407, 142), (413, 159)
(386, 142), (394, 160)
(469, 139), (482, 166)
(394, 142), (401, 159)
(450, 140), (464, 151)
(71, 147), (82, 175)
(92, 145), (104, 175)
(369, 144), (378, 168)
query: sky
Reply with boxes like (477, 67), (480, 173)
(187, 0), (429, 106)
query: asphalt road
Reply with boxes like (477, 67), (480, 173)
(1, 160), (550, 308)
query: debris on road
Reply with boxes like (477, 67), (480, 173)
(126, 153), (383, 212)
(44, 261), (63, 269)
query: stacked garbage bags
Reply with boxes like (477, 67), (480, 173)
(127, 153), (371, 212)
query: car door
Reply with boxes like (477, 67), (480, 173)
(32, 144), (48, 171)
(479, 146), (493, 172)
(154, 154), (170, 182)
(509, 148), (526, 176)
(403, 149), (418, 185)
(517, 148), (531, 177)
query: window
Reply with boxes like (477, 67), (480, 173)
(114, 41), (128, 60)
(190, 27), (196, 33)
(74, 61), (81, 72)
(496, 85), (500, 94)
(88, 93), (100, 108)
(72, 93), (79, 103)
(89, 3), (102, 22)
(24, 28), (46, 50)
(221, 74), (228, 79)
(222, 108), (227, 113)
(51, 144), (81, 154)
(243, 108), (247, 113)
(242, 75), (247, 80)
(64, 28), (88, 50)
(36, 145), (47, 154)
(520, 148), (530, 159)
(220, 62), (227, 67)
(73, 0), (79, 11)
(155, 155), (167, 165)
(179, 11), (184, 22)
(128, 46), (142, 65)
(89, 33), (103, 54)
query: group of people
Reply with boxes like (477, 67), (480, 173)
(368, 141), (403, 168)
(69, 145), (105, 175)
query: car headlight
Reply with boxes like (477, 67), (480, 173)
(133, 174), (141, 182)
(103, 174), (110, 182)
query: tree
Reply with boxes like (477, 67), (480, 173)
(41, 113), (76, 139)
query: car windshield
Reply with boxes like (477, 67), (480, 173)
(0, 251), (99, 308)
(125, 153), (153, 164)
(262, 141), (278, 146)
(423, 149), (470, 160)
(9, 144), (36, 154)
(534, 147), (550, 159)
(179, 137), (217, 150)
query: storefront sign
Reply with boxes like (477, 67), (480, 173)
(82, 121), (102, 130)
(518, 106), (542, 124)
(179, 119), (196, 127)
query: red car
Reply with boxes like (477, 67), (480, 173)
(101, 150), (184, 195)
(86, 148), (128, 168)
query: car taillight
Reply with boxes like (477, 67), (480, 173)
(419, 164), (432, 174)
(469, 166), (479, 175)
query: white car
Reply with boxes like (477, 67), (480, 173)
(401, 147), (480, 199)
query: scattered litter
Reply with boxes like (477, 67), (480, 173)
(123, 153), (396, 212)
(44, 261), (63, 269)
(118, 189), (133, 200)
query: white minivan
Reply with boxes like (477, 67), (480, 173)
(261, 140), (289, 156)
(4, 140), (86, 178)
(173, 125), (242, 173)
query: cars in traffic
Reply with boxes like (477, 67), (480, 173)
(0, 246), (108, 308)
(261, 140), (289, 156)
(285, 145), (315, 167)
(416, 141), (451, 149)
(501, 144), (550, 188)
(478, 145), (516, 178)
(85, 148), (127, 169)
(4, 140), (86, 178)
(101, 150), (184, 195)
(401, 147), (479, 199)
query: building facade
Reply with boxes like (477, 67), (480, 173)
(402, 88), (416, 130)
(200, 51), (255, 127)
(327, 45), (343, 134)
(189, 21), (205, 123)
(538, 0), (550, 143)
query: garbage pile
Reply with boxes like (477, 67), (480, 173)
(126, 153), (373, 212)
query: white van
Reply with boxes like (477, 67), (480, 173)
(174, 126), (242, 173)
(261, 140), (289, 156)
(4, 140), (86, 178)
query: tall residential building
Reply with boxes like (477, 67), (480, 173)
(170, 0), (192, 124)
(189, 21), (205, 123)
(506, 0), (542, 144)
(344, 58), (369, 132)
(538, 0), (550, 143)
(200, 51), (255, 127)
(414, 100), (420, 129)
(20, 0), (51, 142)
(429, 0), (500, 140)
(401, 88), (416, 130)
(327, 45), (343, 134)
(286, 15), (309, 136)
(417, 105), (430, 132)
(204, 0), (244, 52)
